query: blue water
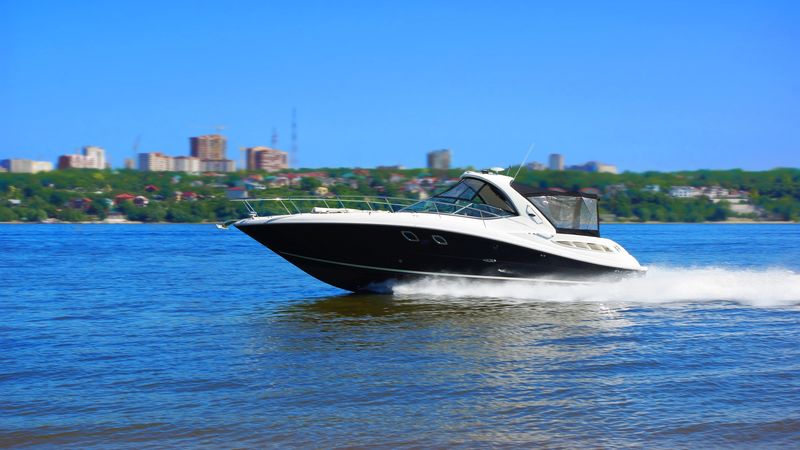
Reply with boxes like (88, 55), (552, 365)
(1, 224), (800, 448)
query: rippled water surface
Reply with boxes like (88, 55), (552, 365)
(2, 224), (800, 448)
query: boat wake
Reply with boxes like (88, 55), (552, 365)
(391, 266), (800, 307)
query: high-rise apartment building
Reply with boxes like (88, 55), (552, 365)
(190, 134), (227, 160)
(548, 153), (564, 171)
(246, 146), (289, 172)
(189, 134), (235, 172)
(427, 149), (451, 170)
(138, 152), (175, 171)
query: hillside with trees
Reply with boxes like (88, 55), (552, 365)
(0, 167), (798, 223)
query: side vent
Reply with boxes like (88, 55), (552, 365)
(401, 231), (419, 242)
(556, 240), (616, 253)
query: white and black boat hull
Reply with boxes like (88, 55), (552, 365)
(236, 222), (640, 293)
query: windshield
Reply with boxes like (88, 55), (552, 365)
(401, 178), (516, 218)
(527, 195), (599, 236)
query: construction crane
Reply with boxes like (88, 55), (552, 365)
(130, 134), (142, 169)
(132, 134), (141, 154)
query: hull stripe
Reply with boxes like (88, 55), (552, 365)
(280, 251), (597, 285)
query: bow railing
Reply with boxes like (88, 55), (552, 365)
(233, 196), (512, 220)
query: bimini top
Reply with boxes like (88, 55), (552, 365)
(511, 181), (600, 237)
(401, 174), (602, 237)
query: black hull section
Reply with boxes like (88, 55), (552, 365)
(237, 222), (631, 292)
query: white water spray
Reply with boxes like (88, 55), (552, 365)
(391, 266), (800, 307)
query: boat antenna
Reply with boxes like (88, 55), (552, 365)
(513, 142), (535, 179)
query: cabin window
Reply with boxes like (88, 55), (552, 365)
(414, 178), (516, 218)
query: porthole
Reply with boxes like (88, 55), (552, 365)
(432, 235), (448, 245)
(401, 231), (419, 242)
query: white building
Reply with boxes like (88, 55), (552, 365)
(0, 159), (53, 173)
(138, 152), (175, 171)
(174, 156), (201, 173)
(703, 186), (730, 198)
(83, 146), (106, 169)
(587, 161), (618, 174)
(669, 186), (701, 198)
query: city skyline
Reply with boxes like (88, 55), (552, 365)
(2, 138), (617, 175)
(2, 1), (798, 171)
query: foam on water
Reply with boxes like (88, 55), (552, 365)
(391, 266), (800, 307)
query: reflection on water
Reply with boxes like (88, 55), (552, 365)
(277, 293), (639, 376)
(240, 294), (678, 447)
(283, 292), (634, 321)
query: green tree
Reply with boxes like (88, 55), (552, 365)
(49, 190), (71, 206)
(15, 207), (48, 222)
(300, 177), (322, 191)
(709, 202), (730, 221)
(56, 208), (87, 222)
(0, 206), (17, 221)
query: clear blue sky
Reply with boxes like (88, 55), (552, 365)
(1, 0), (798, 171)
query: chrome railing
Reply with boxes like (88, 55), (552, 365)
(234, 196), (512, 219)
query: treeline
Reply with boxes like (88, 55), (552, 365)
(601, 192), (731, 222)
(0, 167), (798, 223)
(513, 167), (800, 222)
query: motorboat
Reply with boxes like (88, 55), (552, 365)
(229, 169), (645, 292)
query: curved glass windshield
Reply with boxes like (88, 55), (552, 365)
(527, 195), (598, 235)
(401, 178), (516, 218)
